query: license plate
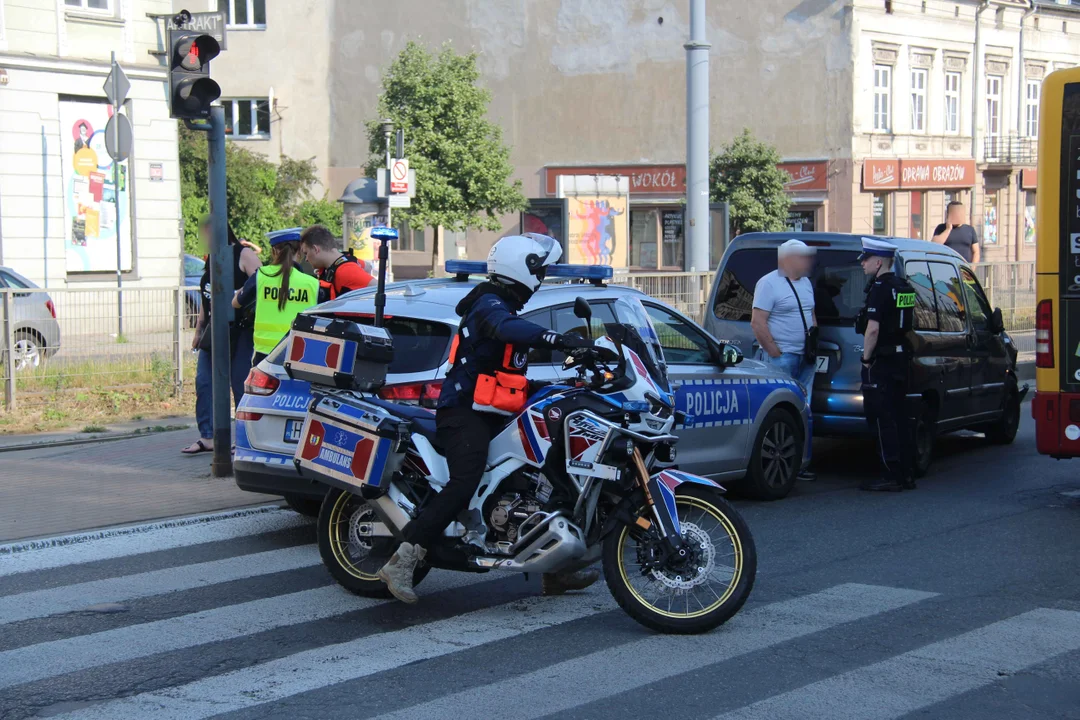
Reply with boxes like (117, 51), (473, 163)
(283, 419), (303, 444)
(815, 356), (829, 374)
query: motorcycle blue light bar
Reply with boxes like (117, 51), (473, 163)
(371, 227), (399, 241)
(444, 261), (613, 283)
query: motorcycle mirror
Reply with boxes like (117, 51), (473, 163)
(574, 297), (593, 339)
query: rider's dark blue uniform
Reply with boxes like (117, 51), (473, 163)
(403, 282), (562, 548)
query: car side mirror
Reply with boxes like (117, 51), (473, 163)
(990, 307), (1004, 334)
(720, 344), (743, 367)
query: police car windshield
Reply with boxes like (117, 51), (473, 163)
(713, 248), (866, 325)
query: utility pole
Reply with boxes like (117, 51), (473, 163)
(685, 0), (711, 272)
(206, 105), (233, 477)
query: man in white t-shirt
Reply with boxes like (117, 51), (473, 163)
(751, 238), (817, 480)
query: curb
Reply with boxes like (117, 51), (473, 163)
(0, 502), (288, 555)
(0, 423), (192, 454)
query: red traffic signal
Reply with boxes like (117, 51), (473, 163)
(167, 29), (221, 120)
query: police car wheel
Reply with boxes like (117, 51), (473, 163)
(283, 493), (321, 518)
(744, 408), (801, 501)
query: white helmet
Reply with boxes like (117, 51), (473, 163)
(487, 233), (562, 294)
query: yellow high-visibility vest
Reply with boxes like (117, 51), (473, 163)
(253, 265), (318, 354)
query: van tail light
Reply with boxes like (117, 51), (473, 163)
(235, 410), (263, 421)
(1036, 299), (1054, 369)
(45, 300), (56, 319)
(379, 381), (442, 409)
(244, 367), (280, 396)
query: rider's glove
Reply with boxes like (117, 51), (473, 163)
(553, 332), (593, 352)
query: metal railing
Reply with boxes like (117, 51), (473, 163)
(1, 286), (198, 411)
(973, 261), (1035, 358)
(983, 134), (1037, 164)
(613, 271), (714, 323)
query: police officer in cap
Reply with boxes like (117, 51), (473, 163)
(856, 238), (917, 492)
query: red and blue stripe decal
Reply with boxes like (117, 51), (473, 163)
(657, 469), (722, 492)
(517, 415), (543, 464)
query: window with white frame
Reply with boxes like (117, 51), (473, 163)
(222, 99), (271, 138)
(220, 0), (266, 28)
(873, 64), (892, 132)
(1026, 79), (1040, 137)
(64, 0), (113, 12)
(910, 68), (928, 132)
(945, 71), (961, 134)
(986, 74), (1003, 139)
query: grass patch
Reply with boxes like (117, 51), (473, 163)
(81, 425), (108, 433)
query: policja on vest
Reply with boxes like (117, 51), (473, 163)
(856, 237), (917, 492)
(252, 228), (319, 357)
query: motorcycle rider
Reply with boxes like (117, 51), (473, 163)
(378, 233), (600, 604)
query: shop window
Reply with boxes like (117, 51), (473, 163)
(786, 209), (816, 232)
(983, 190), (998, 245)
(661, 210), (684, 268)
(521, 203), (565, 245)
(909, 191), (925, 240)
(928, 261), (966, 332)
(1024, 192), (1036, 244)
(872, 193), (890, 235)
(630, 209), (659, 268)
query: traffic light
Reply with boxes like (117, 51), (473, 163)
(167, 28), (221, 119)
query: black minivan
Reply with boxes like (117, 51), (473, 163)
(703, 232), (1025, 476)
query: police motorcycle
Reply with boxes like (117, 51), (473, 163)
(286, 294), (756, 634)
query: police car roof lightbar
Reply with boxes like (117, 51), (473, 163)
(444, 261), (613, 286)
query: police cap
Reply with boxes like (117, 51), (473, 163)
(266, 227), (304, 246)
(857, 237), (898, 262)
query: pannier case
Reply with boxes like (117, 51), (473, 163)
(283, 315), (393, 391)
(294, 393), (410, 492)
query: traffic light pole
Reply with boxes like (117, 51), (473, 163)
(206, 106), (233, 477)
(111, 51), (123, 338)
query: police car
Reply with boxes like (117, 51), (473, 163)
(234, 262), (812, 511)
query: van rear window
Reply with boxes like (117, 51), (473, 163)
(712, 248), (865, 325)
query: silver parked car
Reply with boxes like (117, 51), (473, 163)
(234, 266), (812, 511)
(0, 267), (61, 371)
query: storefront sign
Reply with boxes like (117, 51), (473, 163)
(778, 161), (828, 192)
(863, 159), (976, 190)
(546, 165), (685, 196)
(863, 159), (900, 190)
(1021, 168), (1038, 189)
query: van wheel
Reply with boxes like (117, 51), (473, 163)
(744, 408), (801, 500)
(986, 386), (1021, 445)
(283, 493), (322, 518)
(912, 410), (935, 479)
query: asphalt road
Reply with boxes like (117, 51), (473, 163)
(1, 413), (1078, 719)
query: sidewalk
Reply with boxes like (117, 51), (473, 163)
(0, 415), (195, 452)
(0, 427), (277, 543)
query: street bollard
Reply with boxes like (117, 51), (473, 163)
(173, 286), (184, 398)
(2, 291), (14, 411)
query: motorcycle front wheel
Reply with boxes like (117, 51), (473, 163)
(602, 486), (756, 634)
(317, 487), (431, 598)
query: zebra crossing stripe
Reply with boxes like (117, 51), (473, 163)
(370, 583), (937, 720)
(52, 591), (615, 720)
(0, 506), (306, 578)
(0, 545), (318, 626)
(712, 607), (1080, 720)
(0, 570), (483, 690)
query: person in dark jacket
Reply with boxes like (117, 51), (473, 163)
(377, 233), (597, 604)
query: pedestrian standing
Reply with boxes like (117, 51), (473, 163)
(931, 201), (981, 264)
(856, 238), (917, 492)
(182, 221), (260, 456)
(751, 239), (818, 481)
(234, 228), (318, 367)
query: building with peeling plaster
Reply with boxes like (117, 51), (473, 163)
(180, 0), (1080, 276)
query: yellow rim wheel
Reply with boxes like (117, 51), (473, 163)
(326, 491), (380, 581)
(616, 495), (743, 619)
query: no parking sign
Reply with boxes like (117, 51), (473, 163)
(390, 159), (409, 194)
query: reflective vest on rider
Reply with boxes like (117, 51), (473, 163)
(253, 265), (319, 354)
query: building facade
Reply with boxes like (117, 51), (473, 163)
(175, 0), (1079, 276)
(0, 0), (183, 287)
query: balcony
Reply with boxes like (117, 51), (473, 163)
(983, 134), (1037, 165)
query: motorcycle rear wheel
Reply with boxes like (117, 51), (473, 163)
(317, 487), (430, 598)
(602, 486), (756, 634)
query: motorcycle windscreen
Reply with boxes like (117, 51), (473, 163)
(611, 296), (671, 393)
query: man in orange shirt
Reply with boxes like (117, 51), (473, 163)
(299, 225), (376, 301)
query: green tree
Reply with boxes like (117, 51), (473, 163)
(365, 41), (527, 236)
(709, 129), (792, 236)
(178, 126), (337, 255)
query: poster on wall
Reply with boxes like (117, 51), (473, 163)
(566, 196), (629, 267)
(345, 211), (387, 264)
(60, 101), (132, 273)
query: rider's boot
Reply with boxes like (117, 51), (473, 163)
(541, 567), (601, 596)
(377, 542), (427, 604)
